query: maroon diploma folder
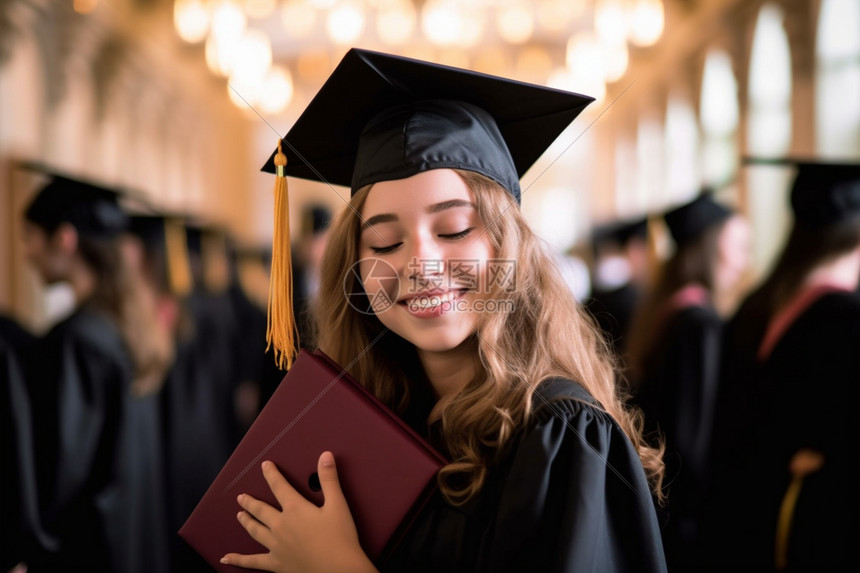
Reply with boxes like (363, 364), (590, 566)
(179, 350), (445, 571)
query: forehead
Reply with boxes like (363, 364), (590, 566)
(360, 169), (475, 216)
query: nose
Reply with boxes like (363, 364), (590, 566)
(405, 234), (446, 289)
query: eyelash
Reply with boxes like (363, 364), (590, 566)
(369, 228), (474, 254)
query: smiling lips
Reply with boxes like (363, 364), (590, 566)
(399, 289), (469, 317)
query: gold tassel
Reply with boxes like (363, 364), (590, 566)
(266, 139), (298, 370)
(774, 476), (803, 571)
(164, 217), (192, 298)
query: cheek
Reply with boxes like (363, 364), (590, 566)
(358, 257), (401, 309)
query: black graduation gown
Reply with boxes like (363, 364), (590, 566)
(1, 317), (47, 569)
(383, 378), (667, 573)
(26, 307), (170, 573)
(633, 304), (722, 571)
(706, 291), (860, 572)
(162, 290), (241, 572)
(586, 283), (641, 355)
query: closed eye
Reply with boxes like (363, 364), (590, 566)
(369, 242), (402, 254)
(439, 228), (473, 240)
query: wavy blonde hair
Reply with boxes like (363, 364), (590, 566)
(314, 170), (664, 505)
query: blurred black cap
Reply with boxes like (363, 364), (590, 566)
(261, 48), (594, 203)
(664, 192), (734, 246)
(25, 173), (128, 237)
(746, 157), (860, 226)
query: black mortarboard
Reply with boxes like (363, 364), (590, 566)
(259, 48), (594, 370)
(261, 48), (594, 202)
(745, 158), (860, 226)
(128, 214), (192, 296)
(663, 192), (733, 246)
(613, 216), (649, 245)
(24, 174), (128, 237)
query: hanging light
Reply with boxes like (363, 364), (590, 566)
(206, 34), (236, 76)
(457, 10), (485, 48)
(422, 0), (464, 46)
(243, 0), (277, 19)
(594, 0), (628, 47)
(537, 0), (585, 33)
(327, 1), (366, 45)
(211, 0), (246, 43)
(259, 66), (295, 115)
(376, 0), (417, 46)
(628, 0), (664, 47)
(565, 33), (607, 101)
(603, 41), (629, 82)
(174, 0), (211, 43)
(281, 0), (318, 39)
(226, 73), (262, 112)
(229, 29), (273, 86)
(497, 1), (535, 45)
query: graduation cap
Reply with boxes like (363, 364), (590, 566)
(184, 221), (231, 294)
(613, 217), (649, 245)
(127, 214), (192, 297)
(663, 192), (734, 246)
(24, 173), (128, 238)
(260, 48), (594, 369)
(745, 158), (860, 226)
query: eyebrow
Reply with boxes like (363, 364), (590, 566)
(361, 199), (475, 230)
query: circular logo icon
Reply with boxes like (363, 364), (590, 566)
(344, 258), (400, 315)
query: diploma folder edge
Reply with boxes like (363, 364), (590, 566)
(178, 349), (446, 572)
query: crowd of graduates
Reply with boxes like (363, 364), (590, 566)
(587, 162), (859, 572)
(1, 170), (330, 573)
(2, 157), (858, 572)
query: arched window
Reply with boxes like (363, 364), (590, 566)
(637, 113), (664, 210)
(664, 90), (700, 203)
(700, 49), (739, 187)
(747, 3), (793, 274)
(816, 0), (860, 156)
(614, 134), (639, 217)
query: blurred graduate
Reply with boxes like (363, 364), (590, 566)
(625, 192), (750, 570)
(20, 174), (171, 572)
(707, 160), (860, 571)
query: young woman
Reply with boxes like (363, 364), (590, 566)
(624, 193), (750, 570)
(21, 175), (171, 573)
(221, 49), (667, 573)
(706, 161), (860, 571)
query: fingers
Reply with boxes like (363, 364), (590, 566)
(238, 493), (279, 526)
(261, 460), (301, 509)
(236, 509), (273, 548)
(317, 451), (346, 509)
(220, 552), (270, 571)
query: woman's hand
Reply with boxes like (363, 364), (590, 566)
(220, 452), (376, 573)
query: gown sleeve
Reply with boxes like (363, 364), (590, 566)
(480, 383), (666, 573)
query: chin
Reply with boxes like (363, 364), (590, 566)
(382, 319), (475, 354)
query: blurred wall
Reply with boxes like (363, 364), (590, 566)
(0, 0), (257, 328)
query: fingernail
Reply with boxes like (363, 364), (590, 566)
(321, 451), (334, 467)
(220, 557), (229, 564)
(237, 494), (244, 503)
(262, 460), (271, 470)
